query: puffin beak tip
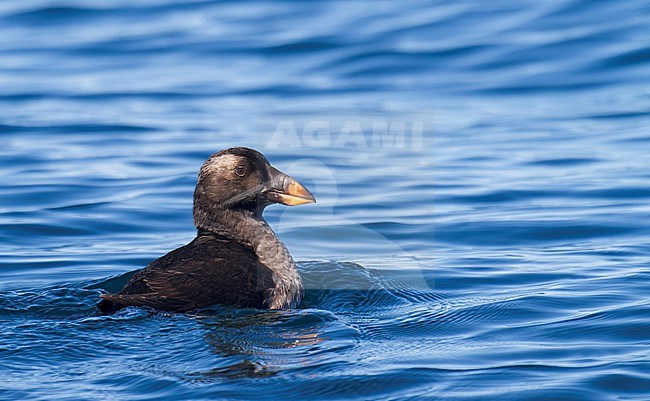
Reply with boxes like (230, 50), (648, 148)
(267, 169), (316, 206)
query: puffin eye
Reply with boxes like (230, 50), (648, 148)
(234, 165), (246, 177)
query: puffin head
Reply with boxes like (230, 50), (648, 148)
(193, 147), (315, 223)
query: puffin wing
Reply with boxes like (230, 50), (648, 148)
(101, 235), (274, 311)
(99, 292), (189, 311)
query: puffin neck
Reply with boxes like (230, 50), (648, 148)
(194, 207), (267, 248)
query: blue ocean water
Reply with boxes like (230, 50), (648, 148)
(1, 0), (649, 400)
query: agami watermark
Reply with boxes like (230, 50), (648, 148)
(264, 120), (428, 149)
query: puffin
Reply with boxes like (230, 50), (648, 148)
(98, 147), (315, 314)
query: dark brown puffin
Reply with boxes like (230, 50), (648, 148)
(98, 147), (315, 314)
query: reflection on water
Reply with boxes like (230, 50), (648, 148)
(193, 309), (336, 379)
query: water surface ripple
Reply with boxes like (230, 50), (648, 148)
(1, 1), (649, 400)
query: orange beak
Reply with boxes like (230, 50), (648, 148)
(266, 167), (316, 206)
